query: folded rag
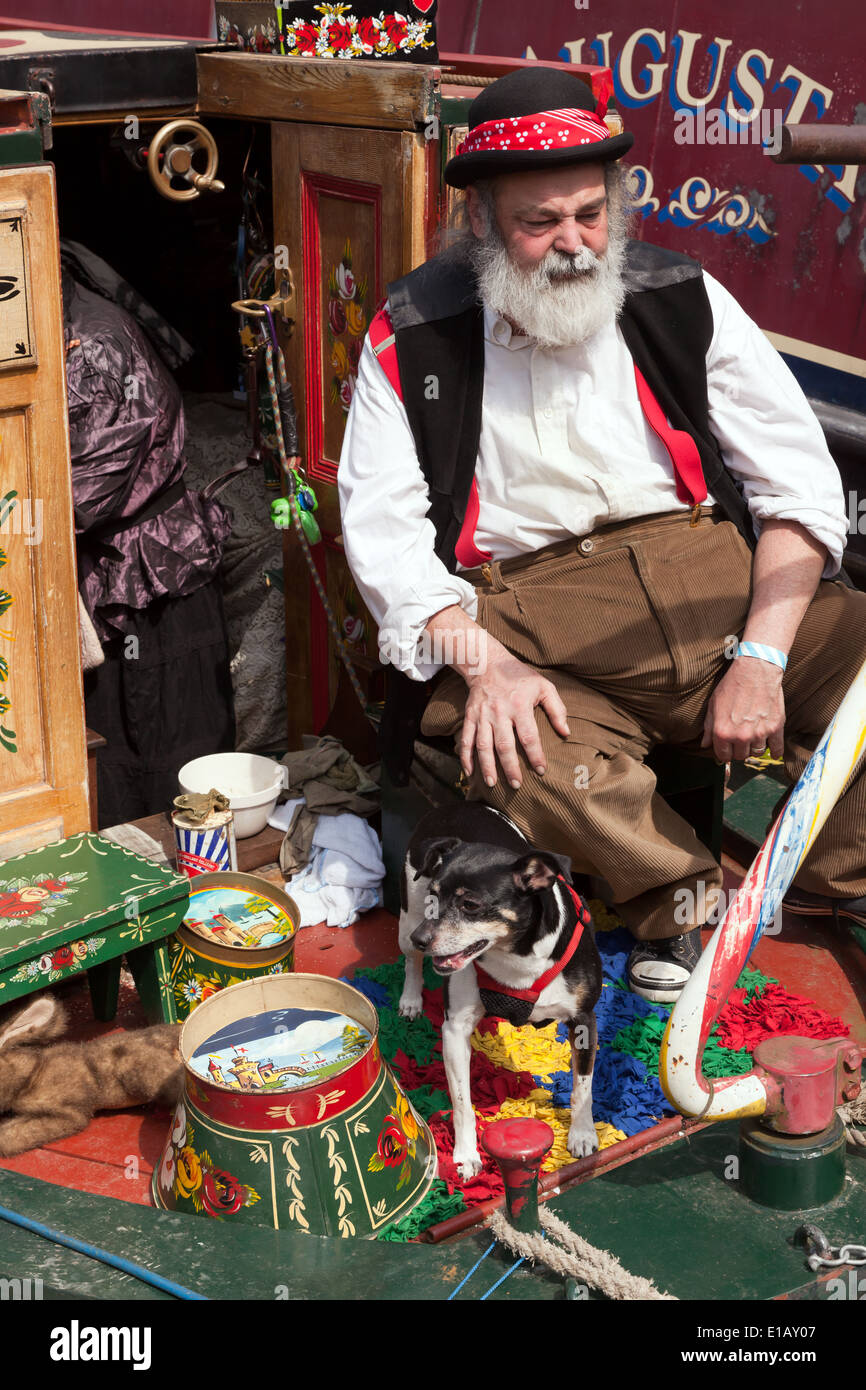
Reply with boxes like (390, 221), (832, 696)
(277, 736), (379, 878)
(285, 812), (385, 929)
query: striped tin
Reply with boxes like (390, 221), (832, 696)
(172, 807), (238, 878)
(152, 974), (437, 1237)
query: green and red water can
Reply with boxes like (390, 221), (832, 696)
(152, 974), (438, 1237)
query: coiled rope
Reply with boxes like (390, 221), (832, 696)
(487, 1206), (678, 1301)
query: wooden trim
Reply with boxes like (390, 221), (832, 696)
(197, 52), (439, 130)
(764, 330), (866, 379)
(53, 107), (196, 127)
(0, 818), (64, 858)
(439, 52), (610, 95)
(401, 130), (429, 270)
(0, 164), (88, 848)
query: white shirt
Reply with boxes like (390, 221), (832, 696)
(338, 271), (847, 682)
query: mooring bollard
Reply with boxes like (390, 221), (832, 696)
(481, 1117), (555, 1233)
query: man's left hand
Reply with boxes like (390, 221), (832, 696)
(701, 656), (785, 763)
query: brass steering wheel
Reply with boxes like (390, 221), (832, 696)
(147, 119), (225, 202)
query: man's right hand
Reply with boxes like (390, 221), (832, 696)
(461, 647), (570, 789)
(424, 602), (570, 788)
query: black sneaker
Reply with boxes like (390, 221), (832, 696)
(784, 888), (866, 929)
(627, 928), (703, 1004)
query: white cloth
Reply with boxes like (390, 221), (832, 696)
(284, 813), (385, 929)
(338, 270), (847, 682)
(268, 797), (305, 831)
(78, 594), (105, 671)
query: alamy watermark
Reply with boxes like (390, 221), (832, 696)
(0, 496), (42, 546)
(675, 881), (783, 935)
(0, 1275), (43, 1300)
(378, 624), (486, 675)
(826, 1270), (866, 1300)
(674, 106), (785, 156)
(49, 1321), (151, 1370)
(848, 491), (866, 535)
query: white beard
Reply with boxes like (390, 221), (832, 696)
(468, 219), (627, 348)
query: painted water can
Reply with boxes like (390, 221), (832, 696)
(152, 974), (438, 1237)
(167, 871), (298, 1020)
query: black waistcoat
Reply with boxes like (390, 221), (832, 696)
(378, 239), (756, 784)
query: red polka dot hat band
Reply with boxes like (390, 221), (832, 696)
(444, 65), (633, 189)
(455, 105), (612, 159)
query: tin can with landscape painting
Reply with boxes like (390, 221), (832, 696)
(167, 870), (298, 1019)
(152, 973), (437, 1237)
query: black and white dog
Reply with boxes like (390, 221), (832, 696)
(397, 803), (602, 1180)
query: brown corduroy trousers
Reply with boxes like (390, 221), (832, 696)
(420, 510), (866, 940)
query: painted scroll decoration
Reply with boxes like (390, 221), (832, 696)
(0, 207), (35, 370)
(658, 175), (776, 244)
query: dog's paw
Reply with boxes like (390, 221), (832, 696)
(454, 1147), (483, 1180)
(397, 990), (423, 1020)
(567, 1122), (599, 1160)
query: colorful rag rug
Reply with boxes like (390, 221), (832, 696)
(342, 909), (849, 1241)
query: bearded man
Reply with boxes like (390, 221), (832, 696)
(338, 67), (866, 1003)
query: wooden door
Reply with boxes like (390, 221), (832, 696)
(0, 164), (89, 854)
(272, 120), (431, 750)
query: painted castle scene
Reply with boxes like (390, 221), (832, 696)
(183, 885), (295, 949)
(189, 1005), (372, 1092)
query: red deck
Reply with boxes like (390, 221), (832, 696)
(1, 860), (863, 1207)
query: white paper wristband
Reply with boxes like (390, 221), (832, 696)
(737, 641), (788, 671)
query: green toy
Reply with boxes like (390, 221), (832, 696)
(271, 469), (321, 544)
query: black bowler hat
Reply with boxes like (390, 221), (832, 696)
(444, 66), (634, 189)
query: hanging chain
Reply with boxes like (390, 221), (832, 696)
(262, 340), (372, 719)
(795, 1224), (866, 1271)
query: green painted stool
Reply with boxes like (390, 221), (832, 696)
(0, 832), (190, 1024)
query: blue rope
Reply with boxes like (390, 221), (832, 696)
(480, 1256), (525, 1301)
(0, 1203), (208, 1301)
(447, 1240), (495, 1301)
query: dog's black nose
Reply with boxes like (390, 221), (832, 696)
(410, 923), (434, 950)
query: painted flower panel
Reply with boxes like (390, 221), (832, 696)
(326, 237), (368, 416)
(281, 5), (434, 59)
(9, 932), (105, 983)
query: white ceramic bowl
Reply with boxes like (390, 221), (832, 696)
(178, 753), (288, 839)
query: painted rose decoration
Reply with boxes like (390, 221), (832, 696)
(283, 5), (433, 60)
(170, 1102), (187, 1150)
(9, 922), (105, 985)
(200, 1165), (248, 1217)
(368, 1086), (422, 1189)
(336, 263), (356, 299)
(327, 238), (368, 416)
(159, 1110), (261, 1217)
(175, 1146), (202, 1200)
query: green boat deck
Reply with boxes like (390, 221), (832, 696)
(2, 1119), (863, 1301)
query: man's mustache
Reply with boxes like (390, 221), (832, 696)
(538, 247), (602, 282)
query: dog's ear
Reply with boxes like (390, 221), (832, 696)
(0, 992), (67, 1050)
(549, 852), (573, 884)
(512, 852), (561, 894)
(413, 836), (462, 881)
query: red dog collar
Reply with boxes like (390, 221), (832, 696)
(474, 879), (591, 1005)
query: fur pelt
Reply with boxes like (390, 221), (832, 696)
(0, 992), (182, 1158)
